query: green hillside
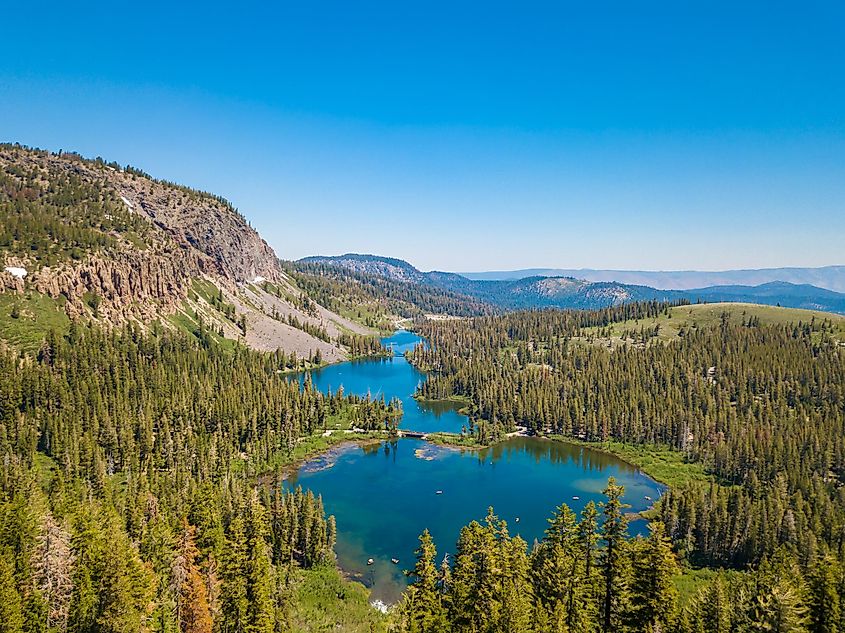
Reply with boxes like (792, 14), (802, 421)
(579, 302), (845, 348)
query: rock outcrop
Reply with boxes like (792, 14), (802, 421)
(0, 144), (372, 354)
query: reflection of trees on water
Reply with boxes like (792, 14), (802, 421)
(361, 442), (382, 456)
(417, 399), (464, 418)
(476, 437), (638, 473)
(383, 439), (399, 463)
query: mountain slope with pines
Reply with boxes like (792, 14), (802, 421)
(0, 144), (376, 360)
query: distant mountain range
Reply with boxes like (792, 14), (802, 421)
(9, 141), (843, 364)
(301, 254), (845, 314)
(461, 266), (845, 293)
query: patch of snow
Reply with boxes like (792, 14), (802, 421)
(4, 266), (27, 279)
(120, 196), (134, 209)
(253, 275), (266, 284)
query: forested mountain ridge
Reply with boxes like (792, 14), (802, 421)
(300, 254), (684, 309)
(301, 253), (845, 313)
(289, 260), (495, 321)
(0, 144), (382, 361)
(0, 144), (280, 316)
(300, 254), (426, 284)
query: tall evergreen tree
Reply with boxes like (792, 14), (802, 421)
(599, 478), (629, 633)
(242, 496), (274, 633)
(401, 530), (448, 633)
(628, 522), (679, 632)
(808, 557), (841, 633)
(177, 520), (212, 633)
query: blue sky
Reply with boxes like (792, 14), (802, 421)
(2, 1), (843, 271)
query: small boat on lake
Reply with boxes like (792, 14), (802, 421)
(435, 490), (443, 495)
(391, 558), (399, 564)
(572, 496), (580, 500)
(645, 495), (652, 501)
(367, 558), (374, 565)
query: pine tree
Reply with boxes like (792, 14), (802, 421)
(402, 530), (447, 632)
(628, 522), (679, 632)
(178, 520), (213, 633)
(220, 517), (248, 633)
(449, 520), (489, 631)
(599, 478), (630, 633)
(68, 561), (97, 633)
(694, 575), (731, 633)
(578, 500), (600, 626)
(242, 496), (274, 633)
(808, 557), (840, 633)
(499, 533), (533, 633)
(30, 512), (74, 631)
(533, 503), (587, 629)
(752, 583), (808, 633)
(751, 551), (809, 633)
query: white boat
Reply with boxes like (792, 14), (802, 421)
(391, 558), (399, 564)
(367, 558), (374, 565)
(435, 490), (443, 495)
(572, 496), (580, 500)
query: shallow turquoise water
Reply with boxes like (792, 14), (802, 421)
(293, 332), (664, 603)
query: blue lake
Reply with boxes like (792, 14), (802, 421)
(292, 332), (664, 604)
(301, 330), (468, 434)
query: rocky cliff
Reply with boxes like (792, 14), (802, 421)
(0, 144), (371, 358)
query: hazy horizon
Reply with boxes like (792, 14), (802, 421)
(301, 253), (845, 275)
(3, 2), (843, 271)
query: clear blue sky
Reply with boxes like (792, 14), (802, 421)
(2, 1), (843, 272)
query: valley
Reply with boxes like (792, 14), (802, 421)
(1, 145), (844, 633)
(4, 4), (844, 631)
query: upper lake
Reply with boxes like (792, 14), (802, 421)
(300, 329), (468, 434)
(291, 331), (665, 604)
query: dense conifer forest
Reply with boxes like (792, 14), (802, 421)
(396, 480), (842, 632)
(394, 303), (845, 631)
(2, 300), (844, 632)
(0, 323), (395, 633)
(0, 147), (150, 268)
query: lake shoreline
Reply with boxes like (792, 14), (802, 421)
(263, 433), (389, 486)
(421, 430), (692, 515)
(289, 433), (664, 604)
(289, 330), (666, 604)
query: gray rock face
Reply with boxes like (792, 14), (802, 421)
(0, 146), (283, 322)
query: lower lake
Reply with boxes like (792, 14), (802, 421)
(291, 331), (665, 604)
